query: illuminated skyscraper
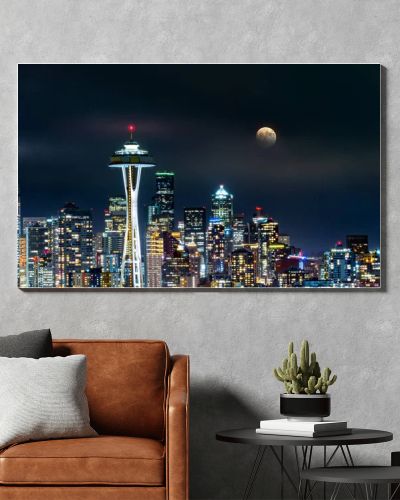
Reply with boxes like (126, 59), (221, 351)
(152, 171), (175, 231)
(211, 185), (233, 227)
(184, 208), (206, 250)
(58, 202), (94, 287)
(105, 197), (126, 232)
(17, 195), (21, 286)
(161, 234), (190, 287)
(22, 217), (57, 288)
(207, 219), (226, 278)
(232, 214), (246, 249)
(357, 249), (380, 287)
(186, 240), (201, 287)
(327, 241), (356, 286)
(256, 215), (279, 284)
(278, 268), (305, 288)
(18, 234), (27, 287)
(146, 226), (164, 288)
(184, 207), (206, 277)
(346, 234), (368, 256)
(101, 196), (126, 285)
(109, 130), (155, 287)
(25, 221), (50, 287)
(231, 248), (256, 287)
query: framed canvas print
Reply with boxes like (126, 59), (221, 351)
(18, 64), (381, 289)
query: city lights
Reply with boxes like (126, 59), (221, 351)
(18, 151), (381, 288)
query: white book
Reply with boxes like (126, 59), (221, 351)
(259, 419), (347, 432)
(256, 428), (352, 438)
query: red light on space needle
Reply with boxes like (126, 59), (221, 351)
(128, 123), (136, 139)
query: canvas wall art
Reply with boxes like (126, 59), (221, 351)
(18, 64), (381, 289)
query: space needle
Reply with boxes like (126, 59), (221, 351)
(109, 125), (155, 287)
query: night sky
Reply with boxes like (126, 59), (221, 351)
(18, 64), (381, 255)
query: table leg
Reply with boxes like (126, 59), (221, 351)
(281, 447), (284, 500)
(270, 446), (299, 493)
(324, 446), (327, 500)
(300, 446), (314, 500)
(242, 445), (266, 500)
(389, 482), (400, 500)
(243, 445), (302, 499)
(330, 483), (341, 500)
(243, 444), (367, 500)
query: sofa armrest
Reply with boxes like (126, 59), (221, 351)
(166, 355), (189, 500)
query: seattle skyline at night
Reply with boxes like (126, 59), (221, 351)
(18, 64), (381, 288)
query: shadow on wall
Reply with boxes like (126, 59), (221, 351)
(190, 381), (283, 500)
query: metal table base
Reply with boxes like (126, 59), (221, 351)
(243, 444), (355, 500)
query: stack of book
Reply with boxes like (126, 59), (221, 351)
(256, 419), (351, 438)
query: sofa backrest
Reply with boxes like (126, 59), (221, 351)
(53, 339), (170, 441)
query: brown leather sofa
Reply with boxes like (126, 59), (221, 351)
(0, 339), (189, 500)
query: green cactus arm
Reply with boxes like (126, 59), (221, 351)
(273, 368), (285, 382)
(309, 352), (317, 373)
(292, 379), (301, 394)
(327, 374), (337, 386)
(323, 367), (332, 381)
(277, 367), (288, 381)
(307, 376), (317, 394)
(290, 353), (298, 374)
(288, 341), (294, 358)
(284, 381), (292, 393)
(300, 340), (310, 373)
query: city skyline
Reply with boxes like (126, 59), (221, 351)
(18, 64), (381, 288)
(18, 166), (381, 288)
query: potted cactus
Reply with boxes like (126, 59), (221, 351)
(273, 340), (337, 420)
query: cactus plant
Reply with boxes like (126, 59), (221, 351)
(273, 340), (337, 395)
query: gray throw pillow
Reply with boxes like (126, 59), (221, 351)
(0, 329), (53, 358)
(0, 355), (97, 449)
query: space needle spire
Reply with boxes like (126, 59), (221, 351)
(109, 125), (155, 287)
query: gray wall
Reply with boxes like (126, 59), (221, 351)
(1, 1), (399, 498)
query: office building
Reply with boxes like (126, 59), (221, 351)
(184, 207), (206, 276)
(326, 241), (356, 286)
(57, 202), (94, 287)
(211, 185), (233, 227)
(346, 234), (369, 257)
(146, 227), (164, 288)
(152, 171), (175, 231)
(231, 248), (256, 287)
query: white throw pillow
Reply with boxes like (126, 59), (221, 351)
(0, 355), (97, 449)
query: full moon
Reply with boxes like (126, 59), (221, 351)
(256, 127), (277, 148)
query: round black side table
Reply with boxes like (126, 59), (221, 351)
(216, 428), (393, 500)
(301, 466), (400, 500)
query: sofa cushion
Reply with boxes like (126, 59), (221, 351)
(0, 329), (53, 358)
(0, 436), (165, 486)
(0, 355), (97, 449)
(52, 340), (170, 440)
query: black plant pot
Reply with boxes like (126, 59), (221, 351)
(280, 394), (331, 420)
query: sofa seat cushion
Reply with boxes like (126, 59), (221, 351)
(0, 436), (165, 486)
